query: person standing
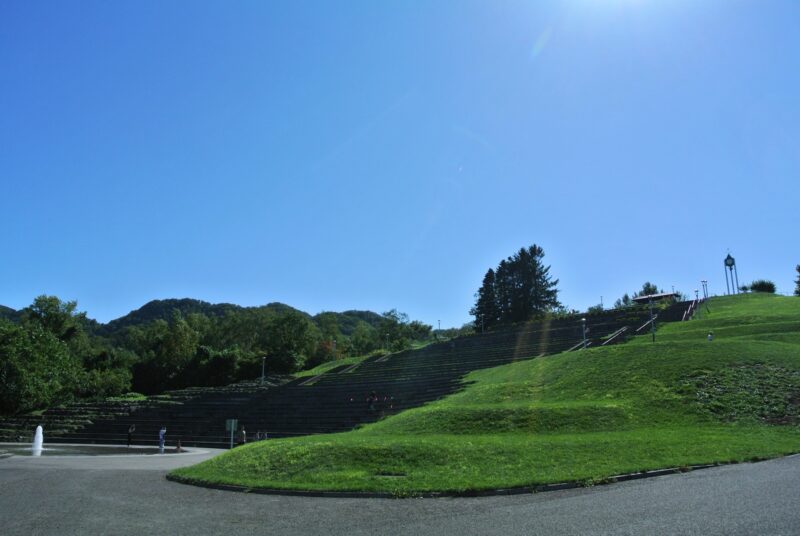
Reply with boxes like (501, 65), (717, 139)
(159, 426), (166, 453)
(127, 424), (136, 447)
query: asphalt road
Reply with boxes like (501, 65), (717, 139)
(1, 448), (799, 536)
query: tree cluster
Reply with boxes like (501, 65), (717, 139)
(470, 245), (561, 331)
(0, 295), (432, 414)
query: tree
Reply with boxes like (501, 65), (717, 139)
(471, 244), (560, 328)
(0, 319), (82, 413)
(379, 309), (411, 351)
(22, 295), (86, 341)
(613, 293), (632, 309)
(263, 312), (319, 373)
(794, 265), (800, 297)
(470, 269), (498, 331)
(350, 321), (378, 355)
(129, 311), (200, 393)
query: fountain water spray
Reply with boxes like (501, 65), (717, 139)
(32, 425), (43, 456)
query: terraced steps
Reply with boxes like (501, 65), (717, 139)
(0, 303), (688, 448)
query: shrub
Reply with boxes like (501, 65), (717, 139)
(749, 280), (776, 293)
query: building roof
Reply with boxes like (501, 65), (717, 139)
(631, 292), (681, 303)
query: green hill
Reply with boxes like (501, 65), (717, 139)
(313, 310), (384, 336)
(173, 293), (800, 494)
(96, 299), (297, 336)
(97, 299), (384, 338)
(0, 305), (19, 322)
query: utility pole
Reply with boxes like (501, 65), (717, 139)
(649, 298), (656, 343)
(261, 356), (266, 385)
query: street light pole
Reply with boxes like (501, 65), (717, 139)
(581, 317), (587, 349)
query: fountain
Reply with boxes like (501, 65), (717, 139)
(0, 424), (187, 456)
(32, 425), (43, 456)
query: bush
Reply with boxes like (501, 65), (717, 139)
(749, 280), (776, 293)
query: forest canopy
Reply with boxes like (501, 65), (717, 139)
(0, 296), (432, 414)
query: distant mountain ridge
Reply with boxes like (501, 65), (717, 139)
(314, 310), (384, 336)
(0, 305), (19, 322)
(95, 298), (385, 337)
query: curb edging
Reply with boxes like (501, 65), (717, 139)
(165, 459), (752, 499)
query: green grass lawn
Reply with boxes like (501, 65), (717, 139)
(172, 293), (800, 494)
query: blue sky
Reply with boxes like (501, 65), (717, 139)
(1, 1), (798, 327)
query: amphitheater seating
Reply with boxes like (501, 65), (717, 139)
(0, 302), (689, 448)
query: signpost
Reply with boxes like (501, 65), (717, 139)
(225, 419), (238, 449)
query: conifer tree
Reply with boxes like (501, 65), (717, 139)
(470, 269), (498, 332)
(471, 244), (560, 328)
(794, 265), (800, 297)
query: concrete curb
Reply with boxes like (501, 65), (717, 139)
(165, 459), (763, 499)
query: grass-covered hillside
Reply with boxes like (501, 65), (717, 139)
(172, 294), (800, 494)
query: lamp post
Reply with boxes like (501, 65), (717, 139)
(261, 356), (266, 385)
(695, 289), (699, 301)
(649, 298), (656, 343)
(581, 317), (587, 349)
(701, 280), (708, 299)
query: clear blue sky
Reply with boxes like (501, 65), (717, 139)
(1, 1), (798, 327)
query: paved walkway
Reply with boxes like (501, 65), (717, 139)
(1, 448), (799, 535)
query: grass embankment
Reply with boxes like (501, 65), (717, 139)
(292, 354), (375, 378)
(172, 294), (800, 494)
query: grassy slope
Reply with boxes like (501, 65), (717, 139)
(292, 355), (373, 378)
(173, 294), (800, 493)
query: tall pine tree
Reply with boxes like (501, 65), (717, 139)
(471, 244), (560, 329)
(470, 269), (499, 332)
(794, 265), (800, 297)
